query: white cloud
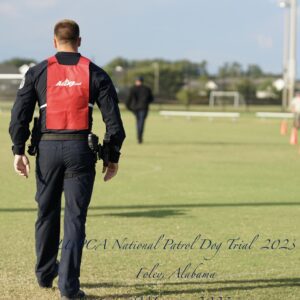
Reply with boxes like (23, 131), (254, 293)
(256, 34), (273, 49)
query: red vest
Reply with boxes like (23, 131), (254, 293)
(46, 55), (90, 130)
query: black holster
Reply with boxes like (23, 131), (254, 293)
(88, 133), (109, 167)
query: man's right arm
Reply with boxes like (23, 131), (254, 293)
(148, 87), (154, 104)
(9, 69), (37, 155)
(9, 69), (36, 178)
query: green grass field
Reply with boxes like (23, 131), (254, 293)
(0, 105), (300, 300)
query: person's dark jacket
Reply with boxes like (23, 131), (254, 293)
(9, 52), (125, 163)
(125, 84), (153, 111)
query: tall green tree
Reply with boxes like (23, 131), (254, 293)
(218, 62), (243, 78)
(246, 64), (263, 78)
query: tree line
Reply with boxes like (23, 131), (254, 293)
(1, 57), (282, 104)
(105, 58), (281, 104)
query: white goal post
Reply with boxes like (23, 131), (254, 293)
(209, 91), (241, 107)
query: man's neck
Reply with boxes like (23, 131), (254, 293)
(56, 47), (78, 53)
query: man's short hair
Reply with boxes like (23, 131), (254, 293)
(136, 76), (144, 83)
(54, 19), (80, 44)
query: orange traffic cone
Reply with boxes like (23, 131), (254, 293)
(290, 127), (298, 145)
(280, 120), (288, 135)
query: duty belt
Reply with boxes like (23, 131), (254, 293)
(40, 133), (89, 141)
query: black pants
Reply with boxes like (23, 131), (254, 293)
(134, 109), (148, 143)
(35, 140), (95, 297)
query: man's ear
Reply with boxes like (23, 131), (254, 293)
(54, 37), (58, 49)
(78, 37), (81, 48)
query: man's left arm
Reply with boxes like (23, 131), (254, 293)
(148, 87), (154, 104)
(95, 71), (126, 181)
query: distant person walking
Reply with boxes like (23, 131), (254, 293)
(290, 91), (300, 129)
(126, 77), (153, 143)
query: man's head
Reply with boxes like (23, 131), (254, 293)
(135, 76), (144, 86)
(54, 19), (81, 51)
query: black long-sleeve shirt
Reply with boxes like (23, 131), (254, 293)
(125, 84), (154, 111)
(9, 52), (125, 163)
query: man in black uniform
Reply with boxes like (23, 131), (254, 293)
(9, 19), (125, 299)
(125, 77), (153, 143)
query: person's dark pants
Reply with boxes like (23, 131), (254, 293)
(35, 140), (96, 297)
(134, 109), (148, 143)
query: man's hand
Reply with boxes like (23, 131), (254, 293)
(102, 162), (118, 182)
(14, 155), (30, 178)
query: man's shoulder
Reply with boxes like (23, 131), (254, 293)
(90, 62), (113, 82)
(130, 85), (138, 91)
(89, 62), (108, 76)
(141, 85), (152, 93)
(27, 60), (48, 79)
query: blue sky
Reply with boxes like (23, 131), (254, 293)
(0, 0), (299, 76)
